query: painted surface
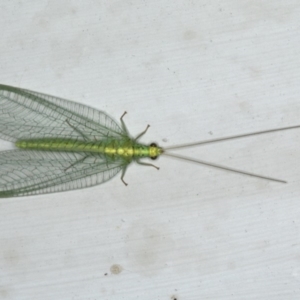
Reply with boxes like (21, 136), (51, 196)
(0, 1), (299, 299)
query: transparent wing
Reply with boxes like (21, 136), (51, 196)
(0, 150), (125, 197)
(0, 84), (127, 142)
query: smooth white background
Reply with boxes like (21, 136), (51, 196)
(0, 1), (300, 299)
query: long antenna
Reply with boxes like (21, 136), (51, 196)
(165, 124), (300, 150)
(162, 152), (287, 183)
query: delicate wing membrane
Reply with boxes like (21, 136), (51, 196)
(0, 150), (124, 197)
(0, 84), (126, 142)
(0, 84), (130, 197)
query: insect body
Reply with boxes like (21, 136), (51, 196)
(15, 133), (162, 185)
(16, 137), (161, 160)
(0, 84), (299, 197)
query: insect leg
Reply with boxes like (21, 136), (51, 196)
(120, 112), (150, 141)
(134, 125), (150, 141)
(66, 119), (89, 141)
(120, 111), (130, 136)
(120, 166), (128, 186)
(136, 159), (159, 170)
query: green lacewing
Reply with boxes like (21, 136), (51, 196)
(0, 84), (299, 197)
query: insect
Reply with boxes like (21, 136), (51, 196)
(0, 84), (299, 197)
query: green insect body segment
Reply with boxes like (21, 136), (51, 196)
(15, 138), (162, 159)
(0, 84), (161, 197)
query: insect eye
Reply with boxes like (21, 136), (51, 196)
(151, 156), (157, 160)
(150, 143), (157, 147)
